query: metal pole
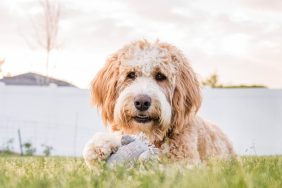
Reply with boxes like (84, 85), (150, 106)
(17, 129), (23, 156)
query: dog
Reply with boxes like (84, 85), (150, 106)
(83, 40), (235, 166)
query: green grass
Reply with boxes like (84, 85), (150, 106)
(0, 156), (281, 188)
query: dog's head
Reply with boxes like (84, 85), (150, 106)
(91, 40), (201, 142)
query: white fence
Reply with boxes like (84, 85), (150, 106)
(0, 85), (281, 156)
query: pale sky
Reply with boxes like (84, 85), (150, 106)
(0, 0), (281, 88)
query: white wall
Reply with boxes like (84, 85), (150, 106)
(199, 89), (282, 156)
(0, 85), (281, 156)
(0, 85), (105, 156)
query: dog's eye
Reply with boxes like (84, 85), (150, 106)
(127, 72), (136, 80)
(155, 72), (167, 81)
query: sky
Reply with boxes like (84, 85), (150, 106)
(0, 0), (281, 88)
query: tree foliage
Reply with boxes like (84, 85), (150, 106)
(202, 73), (266, 88)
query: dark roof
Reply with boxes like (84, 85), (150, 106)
(0, 72), (76, 87)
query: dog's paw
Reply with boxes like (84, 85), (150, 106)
(83, 132), (121, 167)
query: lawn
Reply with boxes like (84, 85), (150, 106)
(0, 156), (281, 188)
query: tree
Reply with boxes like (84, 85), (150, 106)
(31, 0), (61, 83)
(202, 72), (266, 88)
(202, 72), (219, 88)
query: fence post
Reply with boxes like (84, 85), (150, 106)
(17, 129), (23, 156)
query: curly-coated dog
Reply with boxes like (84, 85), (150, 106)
(83, 40), (235, 166)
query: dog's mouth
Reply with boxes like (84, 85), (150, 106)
(133, 115), (158, 124)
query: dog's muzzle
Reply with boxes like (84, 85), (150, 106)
(134, 94), (151, 111)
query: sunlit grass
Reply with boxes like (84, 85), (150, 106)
(0, 156), (281, 188)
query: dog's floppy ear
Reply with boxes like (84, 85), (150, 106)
(91, 54), (120, 125)
(163, 44), (202, 133)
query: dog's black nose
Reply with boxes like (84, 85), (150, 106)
(134, 94), (151, 111)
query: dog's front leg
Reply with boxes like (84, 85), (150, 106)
(83, 132), (122, 167)
(160, 131), (201, 165)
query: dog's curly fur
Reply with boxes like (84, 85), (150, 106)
(83, 40), (235, 166)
